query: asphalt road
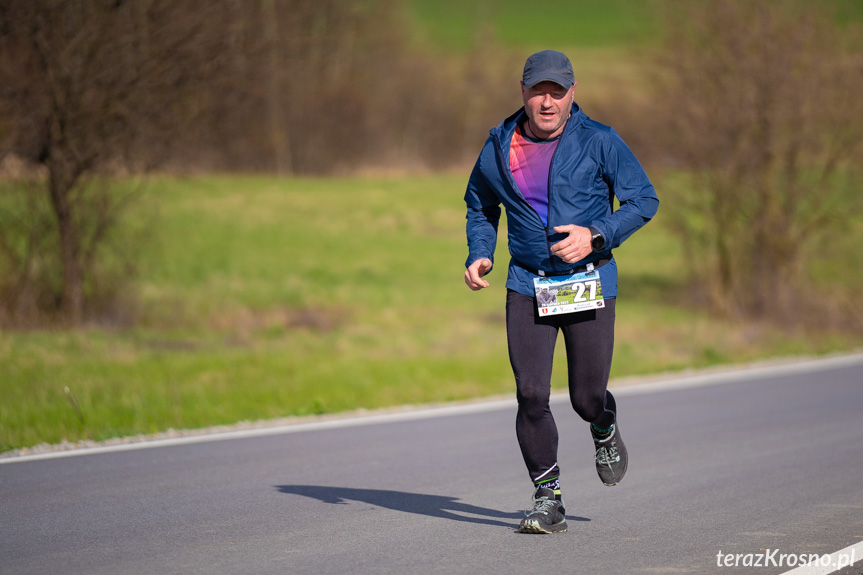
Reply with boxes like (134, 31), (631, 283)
(2, 356), (863, 575)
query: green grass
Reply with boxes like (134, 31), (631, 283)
(406, 0), (657, 52)
(2, 173), (862, 452)
(406, 0), (863, 53)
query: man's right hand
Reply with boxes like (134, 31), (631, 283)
(464, 258), (493, 291)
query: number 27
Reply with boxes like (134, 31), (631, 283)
(573, 281), (597, 302)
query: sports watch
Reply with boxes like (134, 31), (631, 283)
(588, 226), (605, 251)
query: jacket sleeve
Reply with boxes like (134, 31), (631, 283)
(464, 147), (502, 270)
(590, 129), (659, 250)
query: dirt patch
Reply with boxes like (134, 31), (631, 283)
(208, 305), (348, 336)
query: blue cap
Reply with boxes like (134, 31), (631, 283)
(522, 50), (574, 89)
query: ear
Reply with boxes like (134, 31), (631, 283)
(567, 82), (577, 105)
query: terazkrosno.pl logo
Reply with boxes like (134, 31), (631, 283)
(716, 548), (857, 569)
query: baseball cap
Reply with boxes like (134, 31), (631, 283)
(522, 50), (574, 89)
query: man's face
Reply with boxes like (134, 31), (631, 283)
(521, 80), (575, 139)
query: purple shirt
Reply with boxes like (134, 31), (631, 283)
(509, 126), (560, 226)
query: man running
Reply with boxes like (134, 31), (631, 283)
(463, 50), (659, 534)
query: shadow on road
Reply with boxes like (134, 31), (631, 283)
(274, 485), (590, 529)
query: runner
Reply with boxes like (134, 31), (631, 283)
(463, 50), (659, 534)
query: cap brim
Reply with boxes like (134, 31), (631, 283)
(523, 73), (573, 89)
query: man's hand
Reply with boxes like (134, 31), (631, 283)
(550, 224), (592, 264)
(464, 258), (493, 291)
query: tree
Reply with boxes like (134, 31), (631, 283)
(0, 0), (521, 325)
(0, 0), (219, 325)
(655, 0), (863, 322)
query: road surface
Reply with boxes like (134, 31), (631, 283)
(2, 355), (863, 574)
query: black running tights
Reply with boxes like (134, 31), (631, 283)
(505, 289), (617, 484)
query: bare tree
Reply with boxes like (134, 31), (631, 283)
(655, 0), (863, 322)
(0, 0), (219, 325)
(260, 0), (292, 175)
(176, 0), (519, 174)
(0, 0), (526, 326)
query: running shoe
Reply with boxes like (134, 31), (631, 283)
(593, 423), (628, 486)
(517, 487), (568, 534)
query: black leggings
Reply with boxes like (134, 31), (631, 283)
(506, 289), (617, 484)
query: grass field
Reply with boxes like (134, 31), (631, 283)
(406, 0), (863, 53)
(2, 174), (861, 452)
(406, 0), (657, 51)
(3, 2), (863, 452)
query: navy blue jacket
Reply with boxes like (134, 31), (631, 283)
(464, 103), (659, 298)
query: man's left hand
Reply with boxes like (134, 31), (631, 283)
(550, 224), (593, 263)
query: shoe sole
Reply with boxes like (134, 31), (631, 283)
(517, 519), (568, 534)
(600, 468), (626, 486)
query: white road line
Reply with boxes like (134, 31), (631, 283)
(0, 399), (517, 465)
(2, 352), (862, 465)
(779, 540), (862, 575)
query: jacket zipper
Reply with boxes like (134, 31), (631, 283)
(544, 126), (566, 273)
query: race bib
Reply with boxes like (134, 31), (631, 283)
(533, 266), (604, 316)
